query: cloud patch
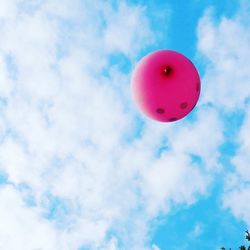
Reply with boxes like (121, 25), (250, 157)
(197, 1), (250, 228)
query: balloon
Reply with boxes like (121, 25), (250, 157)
(131, 50), (201, 122)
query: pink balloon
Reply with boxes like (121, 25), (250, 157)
(131, 50), (201, 122)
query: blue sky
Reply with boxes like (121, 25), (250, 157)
(0, 0), (250, 249)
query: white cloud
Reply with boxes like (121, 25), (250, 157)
(223, 105), (250, 227)
(197, 5), (250, 110)
(232, 111), (250, 181)
(0, 59), (14, 97)
(0, 185), (58, 250)
(168, 106), (223, 170)
(104, 2), (153, 56)
(223, 185), (250, 227)
(0, 0), (17, 20)
(188, 223), (203, 239)
(141, 152), (208, 216)
(197, 1), (250, 227)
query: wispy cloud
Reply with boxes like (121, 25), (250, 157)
(197, 0), (250, 228)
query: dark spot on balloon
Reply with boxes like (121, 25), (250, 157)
(196, 83), (200, 92)
(163, 66), (172, 76)
(156, 108), (165, 114)
(169, 117), (177, 122)
(180, 102), (188, 109)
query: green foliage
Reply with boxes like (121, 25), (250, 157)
(221, 231), (250, 250)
